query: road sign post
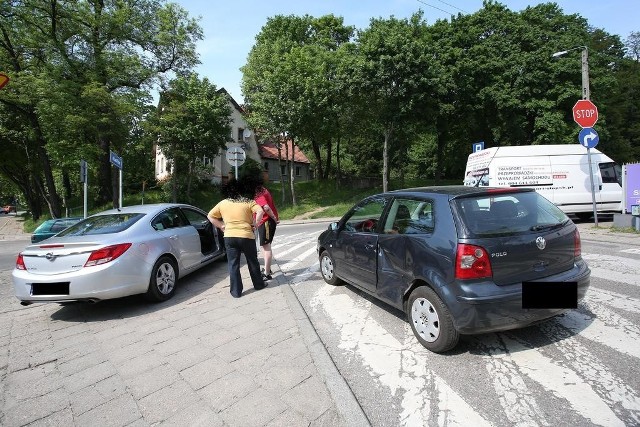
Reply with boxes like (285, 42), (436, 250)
(80, 160), (88, 218)
(110, 151), (123, 208)
(572, 99), (599, 225)
(225, 144), (246, 180)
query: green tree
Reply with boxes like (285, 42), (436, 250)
(350, 12), (437, 192)
(242, 14), (354, 204)
(0, 0), (202, 219)
(150, 75), (232, 202)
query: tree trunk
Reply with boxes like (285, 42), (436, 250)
(335, 137), (341, 189)
(290, 138), (297, 206)
(382, 129), (390, 193)
(277, 142), (285, 205)
(186, 159), (193, 203)
(98, 137), (112, 206)
(311, 138), (324, 180)
(324, 138), (333, 180)
(171, 158), (178, 203)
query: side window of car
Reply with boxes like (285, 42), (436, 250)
(343, 197), (387, 233)
(50, 221), (66, 233)
(152, 212), (174, 231)
(181, 208), (207, 226)
(384, 199), (434, 235)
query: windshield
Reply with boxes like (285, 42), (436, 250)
(455, 192), (569, 236)
(57, 213), (144, 236)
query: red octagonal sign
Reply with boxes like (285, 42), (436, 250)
(572, 99), (598, 128)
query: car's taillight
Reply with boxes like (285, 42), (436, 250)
(455, 243), (492, 279)
(84, 243), (132, 267)
(574, 229), (582, 258)
(16, 254), (26, 270)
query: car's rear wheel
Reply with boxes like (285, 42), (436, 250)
(146, 256), (178, 302)
(320, 250), (342, 286)
(408, 286), (459, 353)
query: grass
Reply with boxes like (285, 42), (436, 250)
(21, 177), (459, 231)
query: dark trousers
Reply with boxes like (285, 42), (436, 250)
(224, 237), (265, 297)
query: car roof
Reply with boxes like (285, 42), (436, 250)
(385, 185), (535, 198)
(42, 217), (83, 224)
(93, 203), (196, 216)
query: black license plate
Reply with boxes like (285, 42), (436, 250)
(522, 281), (577, 309)
(31, 282), (70, 296)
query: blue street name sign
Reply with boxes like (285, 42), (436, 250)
(473, 141), (485, 153)
(110, 151), (123, 169)
(578, 127), (599, 149)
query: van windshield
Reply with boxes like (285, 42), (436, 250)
(455, 192), (569, 236)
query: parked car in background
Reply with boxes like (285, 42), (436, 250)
(31, 217), (83, 243)
(13, 203), (226, 305)
(1, 204), (16, 214)
(317, 186), (590, 353)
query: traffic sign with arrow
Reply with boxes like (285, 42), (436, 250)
(578, 127), (599, 149)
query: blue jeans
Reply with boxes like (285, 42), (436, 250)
(224, 237), (265, 297)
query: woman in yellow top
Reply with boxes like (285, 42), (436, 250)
(208, 178), (266, 298)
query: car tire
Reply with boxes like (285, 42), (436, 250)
(575, 212), (593, 221)
(320, 250), (342, 286)
(146, 256), (178, 302)
(408, 286), (459, 353)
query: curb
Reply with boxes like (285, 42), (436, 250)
(277, 274), (371, 426)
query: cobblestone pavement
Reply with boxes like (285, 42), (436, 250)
(0, 214), (368, 427)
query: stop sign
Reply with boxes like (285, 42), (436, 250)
(572, 99), (598, 128)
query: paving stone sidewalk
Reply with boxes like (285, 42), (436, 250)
(0, 214), (369, 426)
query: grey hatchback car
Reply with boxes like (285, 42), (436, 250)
(317, 186), (590, 353)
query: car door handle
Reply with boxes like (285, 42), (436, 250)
(169, 235), (178, 240)
(365, 243), (375, 251)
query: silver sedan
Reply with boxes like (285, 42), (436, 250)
(13, 203), (225, 305)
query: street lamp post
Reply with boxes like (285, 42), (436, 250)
(552, 46), (598, 226)
(552, 46), (589, 100)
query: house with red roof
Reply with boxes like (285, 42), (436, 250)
(154, 89), (311, 184)
(258, 139), (311, 183)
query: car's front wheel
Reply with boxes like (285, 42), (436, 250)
(408, 286), (459, 353)
(319, 250), (342, 286)
(146, 256), (178, 302)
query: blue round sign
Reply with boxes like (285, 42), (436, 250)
(578, 127), (599, 149)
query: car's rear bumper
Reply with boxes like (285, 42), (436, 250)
(447, 260), (590, 335)
(12, 260), (153, 303)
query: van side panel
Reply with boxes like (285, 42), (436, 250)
(463, 145), (622, 214)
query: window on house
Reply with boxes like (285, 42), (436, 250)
(295, 166), (301, 176)
(237, 128), (244, 142)
(281, 165), (286, 175)
(264, 162), (269, 171)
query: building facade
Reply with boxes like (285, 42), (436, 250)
(154, 89), (311, 184)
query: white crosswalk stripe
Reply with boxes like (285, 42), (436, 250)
(272, 233), (640, 426)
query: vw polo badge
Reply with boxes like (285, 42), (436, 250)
(535, 236), (546, 250)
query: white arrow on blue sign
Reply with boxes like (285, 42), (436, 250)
(578, 127), (599, 149)
(110, 151), (123, 169)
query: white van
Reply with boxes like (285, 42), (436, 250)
(463, 145), (622, 219)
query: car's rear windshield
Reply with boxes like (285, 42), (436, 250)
(57, 213), (144, 236)
(455, 192), (570, 236)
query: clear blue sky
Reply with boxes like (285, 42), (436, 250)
(175, 0), (639, 103)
